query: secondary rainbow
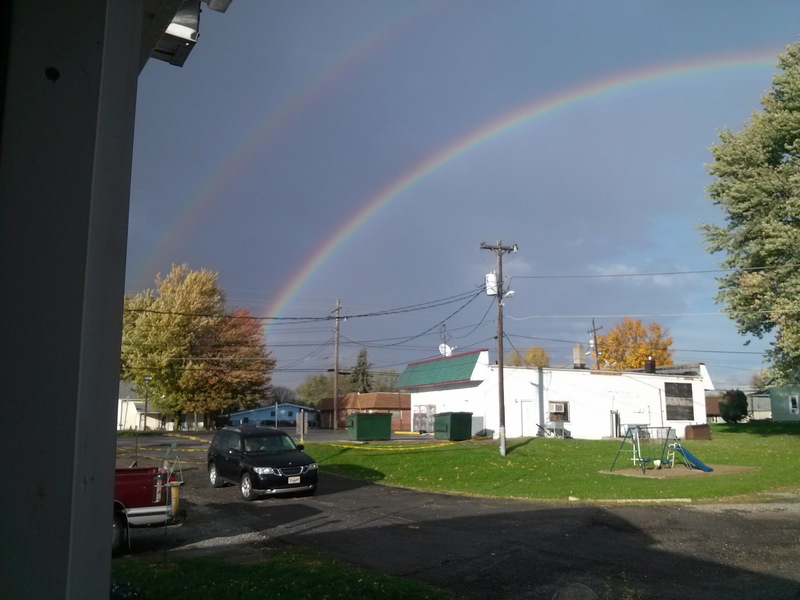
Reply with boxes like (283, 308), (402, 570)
(261, 47), (781, 329)
(128, 3), (448, 289)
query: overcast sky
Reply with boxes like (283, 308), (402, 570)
(126, 1), (800, 391)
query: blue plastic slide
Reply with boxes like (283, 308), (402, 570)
(678, 446), (713, 472)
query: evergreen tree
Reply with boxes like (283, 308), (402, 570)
(350, 348), (373, 393)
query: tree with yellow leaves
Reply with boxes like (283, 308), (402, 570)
(596, 317), (673, 370)
(507, 345), (552, 368)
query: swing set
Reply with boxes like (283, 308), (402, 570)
(610, 426), (713, 474)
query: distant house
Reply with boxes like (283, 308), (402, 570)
(395, 349), (713, 440)
(747, 391), (773, 420)
(117, 382), (161, 431)
(117, 382), (204, 431)
(317, 392), (410, 430)
(708, 389), (772, 423)
(706, 391), (722, 423)
(769, 386), (800, 422)
(229, 403), (317, 428)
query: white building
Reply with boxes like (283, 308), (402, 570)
(117, 383), (161, 431)
(395, 350), (713, 440)
(117, 382), (204, 431)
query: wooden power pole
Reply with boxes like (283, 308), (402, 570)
(480, 240), (518, 456)
(333, 298), (341, 430)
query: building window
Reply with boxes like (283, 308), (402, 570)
(790, 396), (799, 415)
(548, 401), (569, 422)
(665, 382), (694, 420)
(269, 410), (275, 417)
(288, 411), (294, 417)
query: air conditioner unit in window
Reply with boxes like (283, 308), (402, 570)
(549, 402), (565, 413)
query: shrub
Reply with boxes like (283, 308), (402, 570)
(719, 389), (748, 423)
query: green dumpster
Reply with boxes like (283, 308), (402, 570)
(433, 412), (473, 441)
(346, 412), (392, 441)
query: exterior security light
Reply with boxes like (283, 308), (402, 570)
(142, 0), (235, 71)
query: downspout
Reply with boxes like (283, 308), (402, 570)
(538, 367), (546, 436)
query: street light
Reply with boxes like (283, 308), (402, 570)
(143, 375), (152, 431)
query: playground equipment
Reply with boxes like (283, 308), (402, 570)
(610, 426), (713, 473)
(668, 443), (713, 472)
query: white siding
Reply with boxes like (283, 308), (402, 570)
(410, 366), (708, 440)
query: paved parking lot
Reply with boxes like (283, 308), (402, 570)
(116, 432), (800, 599)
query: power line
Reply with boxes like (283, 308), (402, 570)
(506, 309), (800, 320)
(510, 264), (800, 280)
(371, 290), (485, 348)
(123, 287), (483, 323)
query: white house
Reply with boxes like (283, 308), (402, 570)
(395, 349), (713, 440)
(117, 382), (204, 431)
(117, 383), (161, 431)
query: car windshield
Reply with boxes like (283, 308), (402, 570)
(242, 435), (297, 453)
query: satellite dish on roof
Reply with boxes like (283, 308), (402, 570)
(439, 344), (453, 357)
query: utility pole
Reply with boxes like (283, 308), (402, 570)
(332, 298), (341, 430)
(588, 319), (603, 370)
(480, 240), (518, 456)
(142, 374), (152, 431)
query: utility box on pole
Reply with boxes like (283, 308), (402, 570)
(485, 272), (498, 296)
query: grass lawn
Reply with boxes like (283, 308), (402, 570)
(305, 421), (800, 503)
(112, 549), (452, 600)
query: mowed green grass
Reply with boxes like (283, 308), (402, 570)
(305, 421), (800, 502)
(112, 550), (452, 600)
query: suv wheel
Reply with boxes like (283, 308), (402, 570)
(240, 472), (256, 501)
(209, 463), (224, 488)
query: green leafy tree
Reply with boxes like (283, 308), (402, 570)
(702, 43), (800, 384)
(719, 389), (749, 423)
(350, 348), (373, 393)
(121, 264), (274, 423)
(296, 373), (355, 406)
(507, 346), (551, 367)
(372, 369), (399, 391)
(596, 317), (673, 371)
(296, 374), (331, 407)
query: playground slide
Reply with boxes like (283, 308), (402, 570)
(678, 446), (713, 472)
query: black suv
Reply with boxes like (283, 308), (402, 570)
(208, 426), (318, 500)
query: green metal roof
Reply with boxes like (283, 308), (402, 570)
(394, 350), (484, 389)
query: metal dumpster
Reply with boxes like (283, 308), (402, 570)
(346, 412), (392, 441)
(433, 412), (473, 441)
